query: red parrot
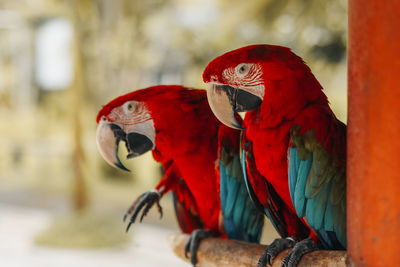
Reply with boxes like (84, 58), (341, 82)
(95, 85), (264, 265)
(203, 45), (346, 267)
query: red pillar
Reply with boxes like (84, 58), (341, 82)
(348, 0), (400, 266)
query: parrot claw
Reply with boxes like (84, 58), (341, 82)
(281, 237), (320, 267)
(123, 189), (163, 232)
(258, 237), (296, 267)
(184, 229), (213, 266)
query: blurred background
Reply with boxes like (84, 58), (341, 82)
(0, 0), (347, 266)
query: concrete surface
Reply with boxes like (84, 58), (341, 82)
(0, 203), (189, 267)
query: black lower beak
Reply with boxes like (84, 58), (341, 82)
(126, 133), (154, 158)
(109, 124), (130, 171)
(216, 85), (262, 112)
(111, 125), (154, 159)
(110, 124), (127, 140)
(107, 124), (154, 169)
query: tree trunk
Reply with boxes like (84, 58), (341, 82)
(70, 0), (88, 211)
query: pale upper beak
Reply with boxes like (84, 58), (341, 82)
(96, 119), (155, 172)
(206, 83), (244, 130)
(206, 83), (263, 130)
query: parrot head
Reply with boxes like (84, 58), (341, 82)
(96, 92), (156, 171)
(203, 44), (321, 129)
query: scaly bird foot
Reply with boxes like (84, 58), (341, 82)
(123, 189), (163, 232)
(258, 237), (296, 267)
(184, 229), (213, 266)
(281, 237), (320, 267)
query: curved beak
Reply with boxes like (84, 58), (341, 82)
(96, 121), (130, 171)
(206, 83), (244, 130)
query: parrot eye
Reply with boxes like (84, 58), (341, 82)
(124, 101), (141, 114)
(125, 101), (136, 113)
(236, 63), (250, 76)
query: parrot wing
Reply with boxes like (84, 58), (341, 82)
(172, 178), (204, 234)
(158, 160), (204, 234)
(241, 135), (310, 240)
(288, 118), (346, 249)
(218, 131), (264, 243)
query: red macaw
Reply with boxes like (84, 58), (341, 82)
(203, 45), (346, 267)
(95, 85), (264, 265)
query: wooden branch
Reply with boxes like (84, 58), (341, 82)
(168, 234), (347, 267)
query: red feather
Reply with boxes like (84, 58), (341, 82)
(97, 85), (232, 234)
(203, 45), (346, 243)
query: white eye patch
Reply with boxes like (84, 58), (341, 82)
(124, 119), (156, 150)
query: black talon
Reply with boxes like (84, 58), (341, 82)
(139, 195), (163, 222)
(184, 234), (193, 259)
(123, 192), (147, 222)
(139, 199), (155, 222)
(258, 237), (296, 267)
(156, 200), (163, 219)
(184, 229), (213, 266)
(123, 190), (163, 232)
(123, 192), (146, 222)
(128, 196), (148, 224)
(126, 219), (134, 232)
(281, 237), (320, 267)
(258, 247), (269, 267)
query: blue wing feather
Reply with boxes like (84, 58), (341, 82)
(288, 145), (346, 249)
(241, 148), (278, 231)
(288, 147), (298, 204)
(219, 147), (264, 242)
(289, 147), (312, 217)
(241, 149), (260, 210)
(241, 143), (290, 238)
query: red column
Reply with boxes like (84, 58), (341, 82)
(348, 0), (400, 266)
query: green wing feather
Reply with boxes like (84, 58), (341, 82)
(219, 144), (264, 243)
(289, 127), (346, 249)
